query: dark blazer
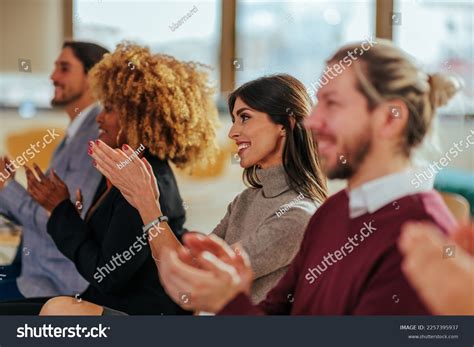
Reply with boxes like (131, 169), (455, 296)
(46, 152), (187, 315)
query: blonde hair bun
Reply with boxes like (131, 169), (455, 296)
(428, 73), (463, 109)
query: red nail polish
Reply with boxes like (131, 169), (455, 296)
(89, 141), (94, 147)
(122, 144), (129, 150)
(95, 140), (100, 146)
(88, 147), (93, 155)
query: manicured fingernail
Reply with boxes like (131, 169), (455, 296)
(88, 147), (93, 155)
(122, 144), (129, 150)
(89, 141), (94, 147)
(95, 140), (100, 146)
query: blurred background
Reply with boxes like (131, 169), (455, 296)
(0, 0), (473, 263)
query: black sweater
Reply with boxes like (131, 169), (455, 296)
(47, 154), (188, 315)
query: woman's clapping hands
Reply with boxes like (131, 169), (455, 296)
(158, 233), (254, 313)
(88, 140), (160, 211)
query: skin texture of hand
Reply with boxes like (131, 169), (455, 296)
(182, 233), (254, 288)
(25, 164), (70, 214)
(451, 223), (474, 256)
(398, 222), (474, 315)
(88, 140), (159, 213)
(158, 233), (254, 313)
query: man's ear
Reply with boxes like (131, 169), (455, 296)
(376, 99), (409, 139)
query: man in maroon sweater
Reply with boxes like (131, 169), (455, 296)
(157, 39), (460, 315)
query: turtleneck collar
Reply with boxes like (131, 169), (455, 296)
(256, 165), (290, 198)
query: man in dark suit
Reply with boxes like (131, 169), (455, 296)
(0, 41), (109, 300)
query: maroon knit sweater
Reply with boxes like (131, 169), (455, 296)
(219, 190), (457, 315)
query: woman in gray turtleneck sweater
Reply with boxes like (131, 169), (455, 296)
(211, 165), (320, 302)
(39, 74), (328, 314)
(207, 75), (327, 302)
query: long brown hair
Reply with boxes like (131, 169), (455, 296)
(228, 74), (328, 204)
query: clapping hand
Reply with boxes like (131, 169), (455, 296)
(26, 164), (70, 214)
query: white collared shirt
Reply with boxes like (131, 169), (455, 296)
(66, 102), (98, 144)
(348, 169), (434, 219)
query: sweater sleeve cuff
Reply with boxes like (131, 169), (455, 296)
(217, 292), (259, 315)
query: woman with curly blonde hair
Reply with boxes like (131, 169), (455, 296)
(90, 42), (219, 170)
(23, 43), (219, 315)
(39, 71), (329, 316)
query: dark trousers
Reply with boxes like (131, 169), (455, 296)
(0, 297), (50, 315)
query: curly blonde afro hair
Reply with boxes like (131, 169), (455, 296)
(89, 42), (220, 170)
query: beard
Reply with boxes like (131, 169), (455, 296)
(326, 135), (372, 180)
(51, 87), (83, 107)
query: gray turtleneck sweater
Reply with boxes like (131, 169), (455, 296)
(212, 165), (318, 303)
